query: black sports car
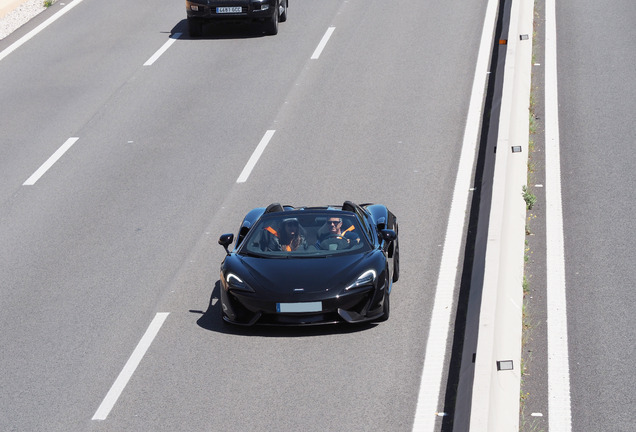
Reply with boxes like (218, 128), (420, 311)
(185, 0), (288, 37)
(218, 201), (399, 326)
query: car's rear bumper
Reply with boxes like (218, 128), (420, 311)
(186, 1), (276, 21)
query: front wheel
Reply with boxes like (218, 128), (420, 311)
(378, 288), (390, 321)
(279, 0), (287, 22)
(376, 273), (391, 322)
(392, 239), (400, 282)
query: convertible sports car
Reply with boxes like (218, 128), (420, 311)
(218, 201), (399, 326)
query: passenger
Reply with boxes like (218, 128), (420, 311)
(265, 218), (306, 251)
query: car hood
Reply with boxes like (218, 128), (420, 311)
(227, 252), (380, 295)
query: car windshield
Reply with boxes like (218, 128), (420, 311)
(238, 211), (372, 257)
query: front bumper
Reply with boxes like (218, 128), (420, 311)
(220, 285), (386, 326)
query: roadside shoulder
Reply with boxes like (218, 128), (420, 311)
(0, 0), (47, 40)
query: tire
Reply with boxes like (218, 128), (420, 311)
(378, 287), (390, 321)
(188, 18), (203, 38)
(392, 238), (400, 282)
(279, 0), (287, 22)
(264, 1), (279, 35)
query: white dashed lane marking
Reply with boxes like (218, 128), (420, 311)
(92, 313), (169, 421)
(236, 130), (276, 183)
(144, 33), (182, 66)
(311, 27), (335, 60)
(23, 137), (79, 186)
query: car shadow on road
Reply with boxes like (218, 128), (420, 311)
(190, 281), (377, 337)
(171, 19), (274, 40)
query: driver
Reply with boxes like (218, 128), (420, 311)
(316, 217), (360, 249)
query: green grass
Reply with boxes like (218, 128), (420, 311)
(522, 185), (537, 210)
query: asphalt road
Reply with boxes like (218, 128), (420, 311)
(521, 1), (636, 431)
(557, 1), (636, 431)
(0, 0), (492, 431)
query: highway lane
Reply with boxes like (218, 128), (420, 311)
(522, 1), (636, 431)
(1, 0), (490, 430)
(0, 1), (342, 428)
(91, 3), (490, 430)
(0, 0), (178, 199)
(0, 1), (329, 428)
(553, 0), (636, 431)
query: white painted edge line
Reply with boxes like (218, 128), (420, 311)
(0, 0), (86, 63)
(23, 137), (79, 185)
(236, 130), (276, 183)
(311, 27), (335, 60)
(545, 0), (573, 430)
(143, 33), (182, 66)
(411, 0), (499, 429)
(92, 312), (169, 421)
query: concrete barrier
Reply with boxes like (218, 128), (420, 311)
(468, 0), (535, 429)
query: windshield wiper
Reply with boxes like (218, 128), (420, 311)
(240, 251), (267, 258)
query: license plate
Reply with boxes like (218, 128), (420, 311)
(217, 7), (242, 13)
(276, 302), (322, 313)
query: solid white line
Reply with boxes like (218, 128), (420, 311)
(143, 33), (182, 66)
(311, 27), (335, 60)
(23, 137), (79, 185)
(0, 0), (86, 63)
(236, 130), (276, 183)
(92, 312), (169, 421)
(545, 1), (573, 431)
(411, 0), (499, 429)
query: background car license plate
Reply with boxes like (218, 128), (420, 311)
(217, 7), (242, 13)
(277, 302), (322, 313)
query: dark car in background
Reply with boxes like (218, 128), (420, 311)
(217, 201), (399, 326)
(185, 0), (287, 37)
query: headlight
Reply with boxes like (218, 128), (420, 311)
(346, 269), (376, 291)
(223, 273), (255, 292)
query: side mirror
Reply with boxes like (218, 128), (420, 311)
(379, 229), (397, 243)
(219, 233), (234, 254)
